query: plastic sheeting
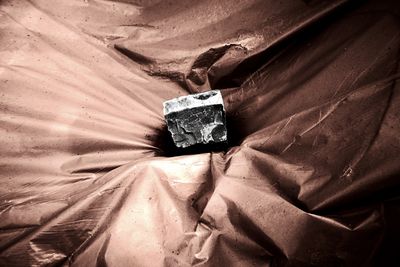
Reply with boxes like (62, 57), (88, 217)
(1, 0), (400, 266)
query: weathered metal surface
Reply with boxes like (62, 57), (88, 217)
(163, 90), (227, 148)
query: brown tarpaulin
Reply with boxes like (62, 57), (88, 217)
(1, 0), (400, 266)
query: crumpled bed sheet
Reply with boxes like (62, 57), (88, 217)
(1, 0), (400, 266)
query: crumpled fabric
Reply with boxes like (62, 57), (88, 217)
(1, 0), (400, 266)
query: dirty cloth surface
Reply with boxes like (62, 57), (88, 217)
(1, 0), (400, 266)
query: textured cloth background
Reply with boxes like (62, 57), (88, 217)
(1, 0), (399, 266)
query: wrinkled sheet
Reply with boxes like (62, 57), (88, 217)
(1, 0), (400, 266)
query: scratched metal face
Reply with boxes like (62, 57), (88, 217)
(163, 90), (227, 148)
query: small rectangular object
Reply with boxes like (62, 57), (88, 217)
(163, 90), (227, 148)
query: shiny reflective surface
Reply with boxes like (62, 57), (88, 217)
(0, 0), (400, 266)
